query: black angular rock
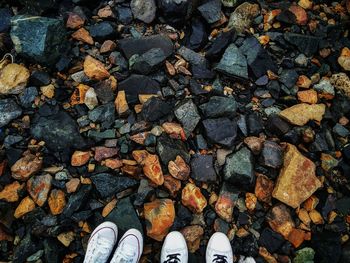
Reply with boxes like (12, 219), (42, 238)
(279, 69), (299, 89)
(18, 0), (59, 15)
(157, 135), (190, 165)
(199, 96), (237, 118)
(247, 112), (264, 135)
(131, 48), (167, 75)
(116, 6), (133, 24)
(118, 74), (161, 104)
(266, 114), (291, 136)
(94, 80), (116, 104)
(106, 196), (143, 235)
(118, 35), (173, 59)
(260, 141), (283, 169)
(183, 18), (208, 50)
(10, 15), (67, 65)
(88, 102), (115, 128)
(259, 228), (285, 253)
(205, 30), (236, 60)
(133, 179), (154, 207)
(91, 173), (138, 198)
(174, 99), (201, 137)
(43, 238), (64, 263)
(197, 0), (222, 24)
(0, 99), (22, 128)
(63, 185), (91, 218)
(157, 0), (190, 26)
(311, 231), (341, 263)
(89, 22), (116, 42)
(284, 32), (321, 56)
(13, 233), (42, 263)
(0, 8), (12, 33)
(240, 37), (278, 78)
(223, 147), (255, 189)
(171, 204), (193, 230)
(190, 154), (217, 182)
(276, 9), (296, 24)
(142, 97), (172, 121)
(30, 71), (51, 86)
(202, 118), (237, 148)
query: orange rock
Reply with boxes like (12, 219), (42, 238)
(97, 5), (114, 18)
(133, 150), (164, 185)
(182, 183), (207, 214)
(0, 160), (6, 176)
(66, 12), (85, 29)
(338, 47), (350, 71)
(71, 151), (90, 166)
(267, 204), (295, 239)
(298, 208), (311, 226)
(287, 228), (307, 248)
(165, 60), (176, 76)
(298, 0), (312, 9)
(27, 174), (52, 206)
(102, 198), (117, 217)
(309, 209), (324, 224)
(245, 193), (257, 211)
(161, 122), (185, 140)
(48, 189), (66, 215)
(279, 103), (325, 126)
(180, 225), (204, 253)
(255, 174), (274, 204)
(71, 28), (94, 45)
(103, 158), (123, 170)
(258, 35), (270, 45)
(14, 196), (35, 218)
(163, 174), (181, 197)
(11, 153), (42, 181)
(215, 186), (237, 222)
(115, 90), (129, 117)
(66, 178), (80, 193)
(100, 40), (116, 53)
(297, 75), (312, 89)
(0, 181), (23, 202)
(70, 84), (90, 105)
(58, 231), (75, 247)
(144, 199), (175, 241)
(83, 55), (110, 81)
(289, 5), (308, 25)
(303, 195), (319, 211)
(94, 147), (118, 162)
(272, 144), (322, 208)
(259, 247), (278, 263)
(297, 89), (318, 104)
(130, 132), (150, 145)
(168, 155), (190, 181)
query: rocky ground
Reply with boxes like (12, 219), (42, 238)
(0, 0), (350, 262)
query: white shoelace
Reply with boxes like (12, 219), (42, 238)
(112, 242), (137, 263)
(85, 236), (114, 263)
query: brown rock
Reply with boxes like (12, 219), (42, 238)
(0, 225), (13, 242)
(168, 155), (190, 180)
(103, 158), (123, 170)
(338, 47), (350, 71)
(303, 195), (319, 211)
(58, 231), (75, 247)
(0, 63), (30, 95)
(11, 153), (42, 181)
(298, 208), (311, 226)
(297, 89), (318, 104)
(298, 0), (312, 9)
(40, 84), (55, 99)
(182, 183), (207, 214)
(66, 12), (85, 29)
(161, 122), (185, 140)
(115, 90), (130, 117)
(309, 209), (324, 224)
(245, 192), (257, 211)
(0, 181), (24, 202)
(83, 55), (110, 81)
(289, 5), (308, 25)
(133, 150), (164, 185)
(255, 174), (274, 204)
(100, 40), (116, 53)
(163, 175), (181, 197)
(244, 136), (263, 155)
(330, 73), (350, 98)
(66, 178), (80, 193)
(144, 199), (175, 241)
(279, 103), (325, 126)
(98, 6), (114, 18)
(71, 28), (94, 45)
(14, 196), (35, 218)
(215, 186), (237, 222)
(27, 174), (52, 206)
(228, 2), (260, 33)
(102, 198), (117, 217)
(165, 60), (176, 76)
(0, 160), (6, 177)
(267, 204), (295, 239)
(259, 247), (278, 263)
(48, 189), (66, 215)
(94, 147), (118, 162)
(297, 75), (312, 89)
(287, 228), (307, 248)
(71, 151), (90, 166)
(130, 132), (150, 145)
(180, 225), (204, 253)
(272, 144), (322, 208)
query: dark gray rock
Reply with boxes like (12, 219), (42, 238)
(63, 185), (91, 217)
(90, 173), (138, 198)
(260, 141), (283, 169)
(190, 154), (217, 182)
(0, 99), (22, 128)
(174, 99), (201, 137)
(118, 74), (161, 104)
(43, 238), (64, 263)
(279, 69), (299, 89)
(183, 18), (208, 50)
(142, 97), (172, 121)
(133, 179), (154, 206)
(106, 197), (143, 235)
(18, 0), (58, 15)
(157, 0), (190, 26)
(10, 15), (67, 65)
(266, 114), (291, 137)
(259, 228), (285, 253)
(333, 123), (350, 137)
(116, 6), (133, 24)
(157, 135), (190, 165)
(197, 0), (222, 24)
(89, 22), (115, 42)
(205, 30), (236, 60)
(0, 8), (12, 33)
(88, 102), (115, 128)
(199, 96), (237, 118)
(13, 233), (42, 263)
(202, 118), (237, 148)
(130, 48), (166, 75)
(223, 147), (254, 189)
(284, 33), (320, 56)
(118, 34), (173, 59)
(30, 71), (51, 86)
(248, 112), (264, 135)
(130, 0), (156, 23)
(215, 44), (248, 79)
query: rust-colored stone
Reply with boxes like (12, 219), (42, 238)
(100, 40), (117, 54)
(180, 225), (204, 253)
(303, 195), (319, 211)
(71, 28), (94, 45)
(71, 151), (90, 166)
(0, 160), (6, 176)
(97, 5), (114, 18)
(103, 158), (123, 170)
(115, 90), (129, 117)
(58, 231), (75, 247)
(14, 196), (35, 218)
(259, 247), (278, 263)
(287, 228), (307, 248)
(338, 47), (350, 71)
(102, 198), (117, 217)
(297, 89), (318, 104)
(244, 136), (263, 155)
(255, 174), (274, 204)
(11, 153), (42, 181)
(94, 147), (118, 162)
(289, 5), (308, 25)
(309, 209), (324, 224)
(215, 187), (237, 222)
(0, 225), (13, 242)
(66, 12), (85, 29)
(0, 63), (30, 95)
(297, 75), (312, 89)
(130, 132), (150, 145)
(245, 192), (257, 212)
(83, 55), (110, 81)
(298, 0), (312, 9)
(0, 181), (23, 202)
(27, 174), (52, 206)
(182, 183), (207, 214)
(279, 103), (325, 126)
(272, 144), (322, 208)
(161, 122), (185, 140)
(267, 204), (295, 239)
(144, 199), (175, 241)
(66, 178), (80, 193)
(48, 189), (66, 215)
(163, 174), (181, 197)
(133, 150), (164, 185)
(298, 208), (311, 226)
(70, 84), (89, 106)
(168, 155), (190, 181)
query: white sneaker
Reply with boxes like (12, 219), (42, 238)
(83, 221), (118, 263)
(161, 231), (188, 263)
(206, 232), (233, 263)
(110, 229), (143, 263)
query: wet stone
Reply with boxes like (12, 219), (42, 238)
(62, 185), (91, 217)
(174, 99), (201, 138)
(168, 155), (190, 181)
(11, 153), (42, 181)
(181, 183), (207, 214)
(183, 18), (208, 51)
(199, 96), (237, 118)
(190, 154), (217, 182)
(202, 118), (237, 148)
(0, 98), (22, 128)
